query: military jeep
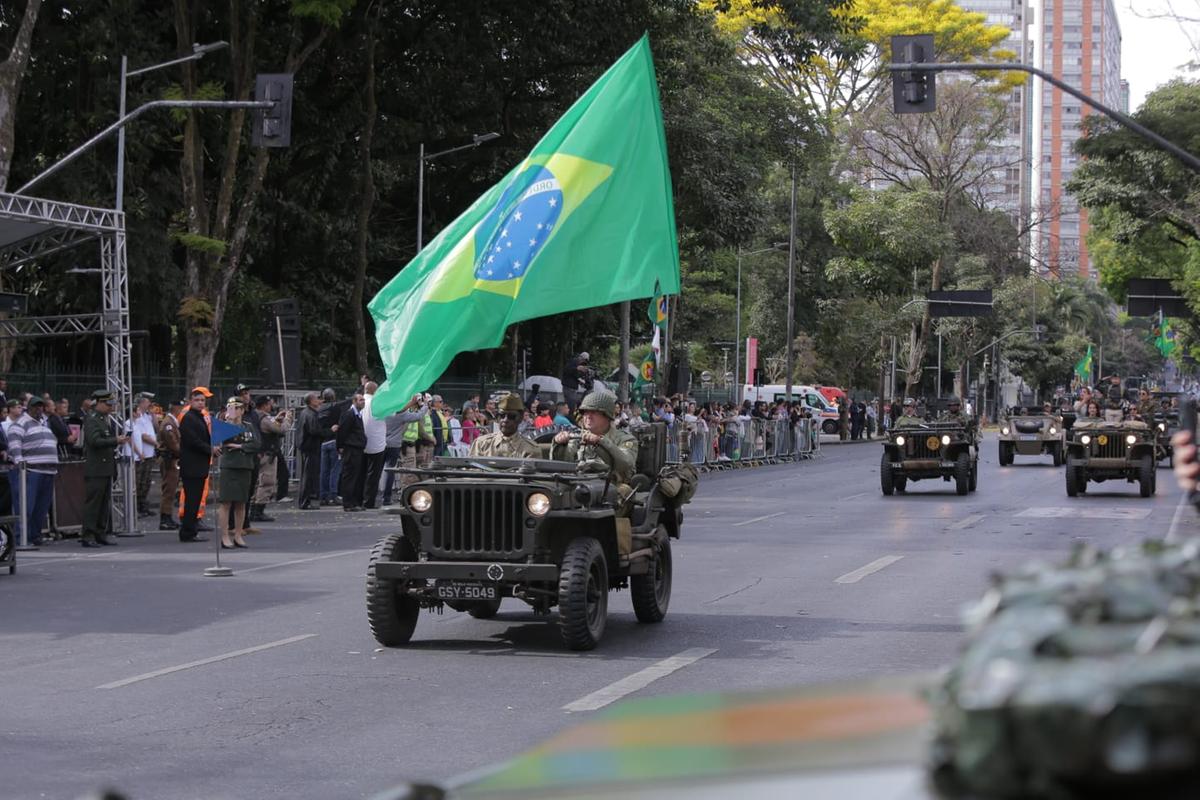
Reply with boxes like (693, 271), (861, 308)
(997, 407), (1065, 466)
(365, 423), (691, 651)
(1065, 419), (1157, 497)
(880, 421), (978, 496)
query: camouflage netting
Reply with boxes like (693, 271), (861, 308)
(928, 540), (1200, 799)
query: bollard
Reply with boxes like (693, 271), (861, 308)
(203, 464), (232, 577)
(14, 462), (37, 551)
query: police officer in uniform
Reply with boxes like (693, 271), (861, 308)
(469, 394), (540, 458)
(551, 390), (638, 483)
(82, 389), (127, 547)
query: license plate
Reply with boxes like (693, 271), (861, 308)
(434, 581), (497, 600)
(1019, 434), (1038, 441)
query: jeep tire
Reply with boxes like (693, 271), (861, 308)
(955, 452), (970, 496)
(998, 441), (1012, 467)
(558, 537), (609, 651)
(631, 534), (672, 624)
(467, 597), (503, 619)
(880, 451), (895, 496)
(1139, 454), (1155, 498)
(366, 533), (420, 647)
(1066, 462), (1081, 497)
(1052, 442), (1064, 467)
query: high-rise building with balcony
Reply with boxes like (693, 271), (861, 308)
(1032, 0), (1123, 279)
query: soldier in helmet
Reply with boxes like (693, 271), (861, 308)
(894, 398), (923, 427)
(468, 393), (540, 458)
(551, 389), (638, 484)
(1103, 379), (1128, 423)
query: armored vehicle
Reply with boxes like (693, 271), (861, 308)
(880, 420), (978, 496)
(365, 423), (693, 651)
(996, 406), (1065, 466)
(1064, 418), (1157, 496)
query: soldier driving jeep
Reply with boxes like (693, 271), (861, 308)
(550, 389), (638, 483)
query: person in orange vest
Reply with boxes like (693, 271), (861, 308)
(177, 386), (215, 542)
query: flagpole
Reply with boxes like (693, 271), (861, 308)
(618, 300), (630, 403)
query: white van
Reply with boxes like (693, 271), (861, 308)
(741, 384), (841, 434)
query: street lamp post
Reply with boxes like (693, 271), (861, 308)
(734, 242), (786, 393)
(417, 132), (501, 251)
(117, 41), (229, 211)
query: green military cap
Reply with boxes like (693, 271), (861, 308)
(579, 389), (618, 419)
(91, 389), (115, 403)
(497, 393), (525, 415)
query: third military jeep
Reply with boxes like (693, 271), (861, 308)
(881, 420), (978, 496)
(997, 406), (1065, 466)
(1065, 419), (1157, 497)
(365, 422), (692, 651)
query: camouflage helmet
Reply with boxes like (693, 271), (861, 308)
(579, 389), (618, 419)
(496, 393), (525, 415)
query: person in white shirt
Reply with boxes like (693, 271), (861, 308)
(361, 382), (389, 509)
(2, 399), (21, 436)
(130, 394), (158, 518)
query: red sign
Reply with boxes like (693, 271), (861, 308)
(745, 337), (758, 385)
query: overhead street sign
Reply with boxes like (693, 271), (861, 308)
(927, 289), (993, 318)
(1126, 278), (1190, 317)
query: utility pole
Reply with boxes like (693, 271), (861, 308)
(936, 333), (943, 399)
(618, 300), (630, 403)
(877, 335), (887, 435)
(784, 163), (797, 402)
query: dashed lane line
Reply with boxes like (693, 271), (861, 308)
(947, 513), (986, 531)
(235, 549), (361, 574)
(834, 555), (904, 585)
(562, 648), (718, 712)
(732, 512), (786, 528)
(97, 634), (318, 689)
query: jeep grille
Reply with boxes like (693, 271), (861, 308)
(429, 486), (529, 558)
(903, 437), (940, 460)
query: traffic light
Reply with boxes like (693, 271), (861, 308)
(891, 35), (936, 114)
(253, 73), (293, 148)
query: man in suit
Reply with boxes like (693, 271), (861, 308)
(178, 387), (214, 542)
(336, 391), (367, 512)
(296, 392), (323, 509)
(81, 389), (128, 547)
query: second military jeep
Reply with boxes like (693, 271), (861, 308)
(1064, 419), (1157, 497)
(997, 406), (1065, 466)
(881, 420), (978, 496)
(365, 423), (692, 651)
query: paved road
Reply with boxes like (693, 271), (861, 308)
(3, 440), (1195, 799)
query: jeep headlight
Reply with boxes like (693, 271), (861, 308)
(409, 489), (433, 512)
(527, 492), (551, 516)
(1126, 434), (1137, 445)
(895, 435), (906, 446)
(941, 434), (951, 446)
(1001, 426), (1009, 435)
(1049, 426), (1057, 435)
(1081, 434), (1091, 445)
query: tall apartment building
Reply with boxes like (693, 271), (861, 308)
(958, 0), (1034, 228)
(1032, 0), (1123, 279)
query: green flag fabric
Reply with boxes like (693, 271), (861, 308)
(1155, 317), (1178, 357)
(1074, 344), (1093, 383)
(369, 35), (679, 415)
(634, 349), (656, 389)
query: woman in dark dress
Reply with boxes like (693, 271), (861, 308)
(217, 397), (261, 549)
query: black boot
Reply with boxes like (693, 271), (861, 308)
(159, 514), (179, 531)
(256, 504), (276, 523)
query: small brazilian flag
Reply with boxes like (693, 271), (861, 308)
(1074, 344), (1093, 382)
(369, 36), (680, 415)
(648, 281), (668, 329)
(1156, 316), (1178, 357)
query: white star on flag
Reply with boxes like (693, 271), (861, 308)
(513, 259), (522, 269)
(529, 238), (537, 246)
(500, 229), (508, 238)
(487, 256), (494, 263)
(536, 223), (544, 230)
(548, 198), (557, 207)
(513, 212), (523, 221)
(506, 241), (512, 248)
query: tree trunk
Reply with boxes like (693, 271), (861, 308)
(351, 4), (380, 376)
(185, 326), (219, 391)
(0, 0), (42, 192)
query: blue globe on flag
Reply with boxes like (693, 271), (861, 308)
(474, 166), (564, 282)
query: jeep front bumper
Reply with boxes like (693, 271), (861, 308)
(374, 560), (560, 582)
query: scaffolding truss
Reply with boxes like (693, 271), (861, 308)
(0, 191), (135, 535)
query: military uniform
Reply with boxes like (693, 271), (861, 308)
(82, 390), (120, 546)
(550, 391), (639, 484)
(469, 431), (540, 458)
(156, 407), (181, 529)
(1135, 398), (1157, 422)
(894, 416), (924, 428)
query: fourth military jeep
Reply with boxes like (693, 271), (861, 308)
(997, 407), (1065, 466)
(881, 420), (978, 496)
(365, 423), (694, 651)
(1065, 419), (1158, 497)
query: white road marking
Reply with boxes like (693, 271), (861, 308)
(1016, 507), (1150, 520)
(98, 634), (317, 689)
(562, 648), (717, 712)
(732, 512), (785, 527)
(835, 555), (904, 584)
(1166, 493), (1193, 543)
(236, 550), (360, 574)
(947, 513), (986, 530)
(839, 491), (869, 501)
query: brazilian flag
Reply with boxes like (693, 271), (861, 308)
(1074, 344), (1093, 383)
(369, 36), (680, 414)
(1155, 316), (1178, 358)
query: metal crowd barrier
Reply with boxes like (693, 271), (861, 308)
(664, 417), (823, 471)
